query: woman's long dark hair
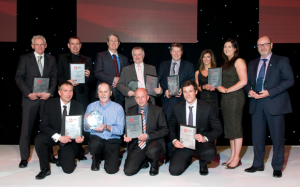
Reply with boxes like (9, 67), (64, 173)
(198, 49), (217, 72)
(222, 38), (240, 69)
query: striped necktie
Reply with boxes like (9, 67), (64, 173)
(138, 109), (146, 149)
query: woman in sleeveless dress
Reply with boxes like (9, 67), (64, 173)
(217, 38), (247, 169)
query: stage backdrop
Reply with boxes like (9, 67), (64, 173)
(0, 0), (298, 146)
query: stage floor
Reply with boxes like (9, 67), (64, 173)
(0, 145), (299, 187)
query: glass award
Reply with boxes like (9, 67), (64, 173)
(145, 74), (159, 96)
(168, 75), (179, 96)
(208, 67), (222, 88)
(86, 111), (104, 130)
(128, 80), (139, 92)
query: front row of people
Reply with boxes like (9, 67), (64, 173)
(35, 80), (222, 179)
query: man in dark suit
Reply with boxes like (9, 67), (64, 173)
(117, 46), (162, 113)
(244, 36), (294, 178)
(15, 35), (57, 168)
(35, 81), (84, 179)
(94, 34), (129, 106)
(123, 88), (168, 176)
(158, 42), (195, 161)
(168, 80), (222, 176)
(57, 36), (94, 160)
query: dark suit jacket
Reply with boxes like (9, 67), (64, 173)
(116, 63), (157, 112)
(169, 99), (222, 143)
(15, 52), (57, 106)
(244, 54), (294, 115)
(127, 104), (169, 153)
(94, 50), (129, 100)
(158, 59), (195, 118)
(40, 97), (83, 137)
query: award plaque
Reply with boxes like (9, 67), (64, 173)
(33, 77), (50, 93)
(208, 67), (222, 87)
(180, 124), (196, 150)
(128, 80), (138, 92)
(86, 111), (104, 130)
(168, 75), (180, 96)
(125, 114), (143, 139)
(145, 74), (159, 96)
(70, 63), (85, 84)
(64, 115), (82, 139)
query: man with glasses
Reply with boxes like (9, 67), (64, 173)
(244, 36), (294, 178)
(15, 35), (57, 168)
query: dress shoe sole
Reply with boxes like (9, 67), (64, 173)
(19, 165), (27, 168)
(91, 167), (100, 171)
(273, 174), (282, 178)
(199, 171), (209, 176)
(35, 171), (51, 180)
(149, 172), (158, 176)
(245, 168), (264, 173)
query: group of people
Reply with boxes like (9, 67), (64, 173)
(15, 34), (294, 180)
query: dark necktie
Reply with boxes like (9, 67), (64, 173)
(172, 62), (177, 75)
(61, 105), (67, 136)
(188, 106), (193, 126)
(255, 59), (267, 92)
(112, 54), (119, 77)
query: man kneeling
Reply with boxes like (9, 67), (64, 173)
(35, 81), (84, 179)
(124, 88), (168, 176)
(169, 80), (222, 176)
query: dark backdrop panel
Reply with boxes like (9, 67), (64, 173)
(0, 0), (298, 146)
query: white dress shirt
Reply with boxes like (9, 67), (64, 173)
(52, 100), (71, 142)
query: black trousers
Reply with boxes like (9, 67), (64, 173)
(251, 99), (285, 170)
(35, 133), (77, 174)
(124, 140), (163, 176)
(20, 100), (44, 160)
(88, 135), (121, 174)
(169, 141), (216, 176)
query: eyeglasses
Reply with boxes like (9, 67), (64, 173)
(34, 44), (46, 47)
(257, 43), (270, 48)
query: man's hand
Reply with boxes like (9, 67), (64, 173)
(138, 134), (148, 142)
(165, 90), (171, 98)
(128, 90), (135, 97)
(67, 79), (79, 86)
(38, 93), (50, 100)
(112, 77), (119, 88)
(75, 136), (84, 143)
(154, 83), (162, 94)
(94, 124), (106, 132)
(195, 134), (206, 143)
(28, 93), (38, 100)
(58, 136), (72, 144)
(249, 90), (259, 99)
(173, 140), (184, 149)
(175, 88), (182, 97)
(85, 69), (90, 78)
(257, 90), (270, 99)
(124, 134), (132, 142)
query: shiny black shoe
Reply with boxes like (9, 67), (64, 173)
(273, 170), (282, 178)
(149, 167), (159, 176)
(35, 168), (51, 180)
(19, 160), (28, 168)
(91, 158), (100, 171)
(56, 161), (62, 167)
(199, 165), (209, 176)
(50, 157), (58, 164)
(141, 161), (149, 169)
(244, 166), (264, 173)
(79, 155), (87, 160)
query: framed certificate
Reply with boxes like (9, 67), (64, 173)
(32, 77), (50, 93)
(125, 114), (143, 139)
(64, 115), (82, 139)
(180, 124), (196, 150)
(208, 67), (222, 88)
(168, 75), (180, 96)
(145, 74), (159, 96)
(70, 63), (85, 84)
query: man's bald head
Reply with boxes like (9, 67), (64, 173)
(135, 88), (149, 108)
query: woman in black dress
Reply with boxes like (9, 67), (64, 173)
(195, 49), (219, 116)
(217, 39), (247, 169)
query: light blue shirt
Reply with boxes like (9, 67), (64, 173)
(84, 100), (125, 139)
(257, 52), (272, 79)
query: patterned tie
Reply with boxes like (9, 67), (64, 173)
(138, 109), (146, 149)
(188, 106), (193, 126)
(112, 54), (119, 77)
(137, 64), (144, 88)
(61, 105), (67, 136)
(254, 59), (267, 92)
(172, 62), (177, 75)
(37, 56), (43, 76)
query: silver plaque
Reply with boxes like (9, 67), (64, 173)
(70, 63), (85, 84)
(180, 124), (196, 150)
(65, 115), (82, 139)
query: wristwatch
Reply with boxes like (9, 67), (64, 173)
(225, 88), (228, 93)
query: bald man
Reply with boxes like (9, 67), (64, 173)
(123, 88), (168, 176)
(244, 36), (294, 178)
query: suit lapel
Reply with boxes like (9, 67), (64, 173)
(166, 60), (172, 76)
(30, 53), (42, 76)
(182, 102), (187, 125)
(69, 101), (76, 115)
(107, 51), (117, 75)
(143, 63), (149, 82)
(196, 100), (200, 127)
(130, 64), (137, 79)
(42, 54), (48, 76)
(265, 54), (275, 80)
(145, 104), (152, 133)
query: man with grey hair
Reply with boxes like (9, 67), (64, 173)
(94, 34), (129, 107)
(117, 46), (162, 113)
(15, 35), (57, 168)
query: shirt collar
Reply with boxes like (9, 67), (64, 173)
(260, 52), (272, 61)
(60, 99), (71, 108)
(99, 100), (112, 108)
(34, 51), (44, 58)
(135, 62), (144, 67)
(139, 103), (149, 113)
(171, 59), (181, 64)
(186, 99), (197, 108)
(108, 50), (119, 57)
